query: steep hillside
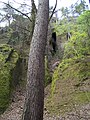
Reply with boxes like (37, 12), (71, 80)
(0, 53), (90, 120)
(45, 56), (90, 116)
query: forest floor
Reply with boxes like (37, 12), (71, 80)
(0, 57), (90, 120)
(44, 82), (90, 120)
(0, 77), (90, 120)
(0, 37), (90, 120)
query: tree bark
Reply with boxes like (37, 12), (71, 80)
(30, 0), (37, 39)
(22, 0), (49, 120)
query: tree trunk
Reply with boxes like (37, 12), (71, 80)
(30, 0), (37, 39)
(22, 0), (49, 120)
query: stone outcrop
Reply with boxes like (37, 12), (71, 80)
(0, 44), (22, 114)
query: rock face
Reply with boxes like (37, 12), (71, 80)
(0, 44), (21, 114)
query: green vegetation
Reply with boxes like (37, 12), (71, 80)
(45, 10), (90, 116)
(0, 44), (19, 114)
(45, 56), (90, 115)
(64, 10), (90, 59)
(0, 0), (90, 117)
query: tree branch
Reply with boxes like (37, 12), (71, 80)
(49, 0), (57, 22)
(54, 9), (61, 14)
(0, 1), (32, 22)
(0, 17), (6, 23)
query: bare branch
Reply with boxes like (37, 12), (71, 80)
(0, 1), (32, 22)
(0, 17), (6, 23)
(49, 0), (57, 22)
(54, 9), (61, 14)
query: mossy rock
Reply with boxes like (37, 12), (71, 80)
(0, 44), (21, 114)
(45, 56), (90, 116)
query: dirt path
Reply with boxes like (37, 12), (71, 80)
(0, 84), (90, 120)
(0, 49), (90, 120)
(0, 86), (25, 120)
(44, 103), (90, 120)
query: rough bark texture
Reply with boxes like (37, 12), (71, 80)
(22, 0), (49, 120)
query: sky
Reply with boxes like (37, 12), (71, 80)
(0, 0), (89, 8)
(0, 0), (90, 26)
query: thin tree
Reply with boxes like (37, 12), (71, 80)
(30, 0), (37, 38)
(22, 0), (49, 120)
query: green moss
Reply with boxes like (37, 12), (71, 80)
(0, 44), (19, 114)
(73, 92), (90, 104)
(45, 56), (90, 116)
(51, 68), (59, 96)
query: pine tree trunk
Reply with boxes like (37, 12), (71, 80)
(22, 0), (49, 120)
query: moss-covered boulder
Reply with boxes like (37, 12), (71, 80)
(0, 44), (21, 114)
(45, 56), (90, 116)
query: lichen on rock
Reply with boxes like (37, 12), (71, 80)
(0, 44), (20, 114)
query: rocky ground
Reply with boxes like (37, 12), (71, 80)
(0, 84), (90, 120)
(44, 103), (90, 120)
(0, 86), (25, 120)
